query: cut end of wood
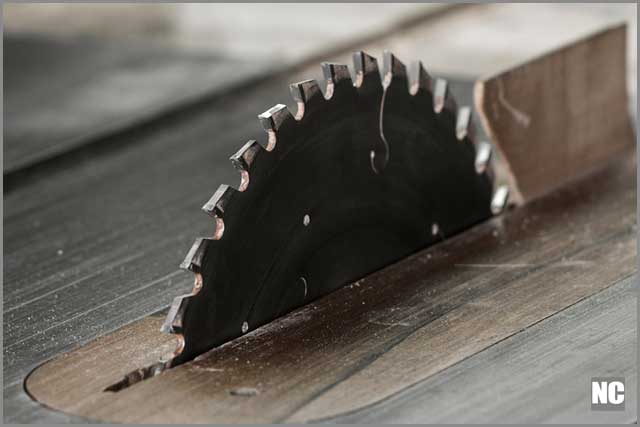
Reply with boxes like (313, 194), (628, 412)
(475, 23), (635, 205)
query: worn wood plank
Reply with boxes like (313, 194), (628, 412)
(25, 155), (636, 423)
(328, 275), (637, 424)
(475, 24), (635, 205)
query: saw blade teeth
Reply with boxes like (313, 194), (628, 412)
(475, 141), (492, 174)
(433, 78), (448, 113)
(352, 51), (380, 89)
(491, 185), (510, 215)
(165, 250), (205, 355)
(433, 78), (459, 115)
(321, 62), (352, 99)
(382, 50), (407, 88)
(408, 61), (433, 95)
(289, 79), (324, 120)
(456, 106), (473, 140)
(161, 51), (499, 369)
(202, 184), (235, 219)
(161, 294), (191, 334)
(230, 140), (262, 191)
(258, 104), (294, 151)
(179, 237), (211, 272)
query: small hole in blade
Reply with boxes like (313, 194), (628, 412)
(303, 214), (310, 226)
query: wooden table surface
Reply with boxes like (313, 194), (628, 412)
(3, 3), (637, 423)
(24, 153), (638, 423)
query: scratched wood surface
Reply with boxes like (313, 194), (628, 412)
(25, 154), (637, 423)
(329, 275), (637, 424)
(4, 3), (637, 423)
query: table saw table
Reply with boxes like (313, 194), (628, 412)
(3, 3), (637, 423)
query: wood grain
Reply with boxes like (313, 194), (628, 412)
(328, 275), (637, 424)
(25, 155), (637, 423)
(475, 24), (635, 205)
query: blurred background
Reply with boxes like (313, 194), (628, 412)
(4, 3), (638, 71)
(4, 3), (637, 175)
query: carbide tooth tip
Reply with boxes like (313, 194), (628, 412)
(230, 140), (261, 192)
(161, 295), (190, 333)
(289, 80), (321, 103)
(230, 140), (260, 166)
(409, 61), (433, 95)
(321, 63), (351, 99)
(289, 80), (322, 119)
(382, 51), (405, 73)
(352, 51), (374, 72)
(202, 184), (234, 218)
(456, 106), (472, 140)
(382, 51), (407, 88)
(433, 78), (448, 113)
(258, 104), (290, 128)
(180, 238), (210, 272)
(258, 104), (286, 119)
(491, 185), (510, 215)
(258, 104), (293, 151)
(475, 141), (492, 174)
(352, 51), (379, 89)
(321, 62), (351, 84)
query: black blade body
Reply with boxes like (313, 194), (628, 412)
(165, 52), (493, 366)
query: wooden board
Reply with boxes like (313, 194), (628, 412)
(475, 24), (635, 205)
(25, 154), (637, 423)
(359, 3), (637, 80)
(329, 276), (637, 424)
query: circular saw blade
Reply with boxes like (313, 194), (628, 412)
(162, 51), (494, 367)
